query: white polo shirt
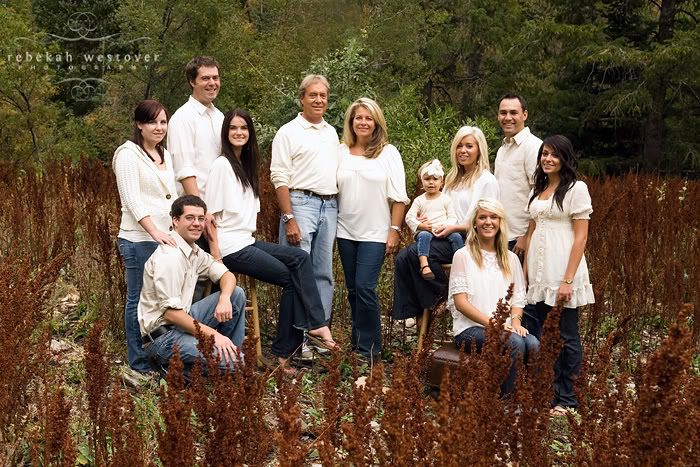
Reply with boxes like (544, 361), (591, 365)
(167, 96), (224, 197)
(270, 113), (340, 195)
(494, 127), (542, 240)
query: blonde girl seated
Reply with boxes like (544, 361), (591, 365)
(405, 159), (464, 280)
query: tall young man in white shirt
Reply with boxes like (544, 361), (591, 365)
(494, 94), (543, 256)
(139, 195), (246, 373)
(167, 56), (224, 199)
(270, 75), (340, 323)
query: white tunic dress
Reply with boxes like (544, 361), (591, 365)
(526, 180), (595, 308)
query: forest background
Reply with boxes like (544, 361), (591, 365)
(0, 0), (699, 465)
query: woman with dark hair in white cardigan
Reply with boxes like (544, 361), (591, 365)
(113, 99), (177, 373)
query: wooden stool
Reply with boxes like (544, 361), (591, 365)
(416, 264), (451, 353)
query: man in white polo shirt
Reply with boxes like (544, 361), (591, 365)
(167, 56), (224, 199)
(270, 74), (340, 323)
(494, 94), (543, 256)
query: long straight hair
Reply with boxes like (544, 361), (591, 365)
(444, 126), (490, 191)
(131, 99), (168, 163)
(220, 108), (260, 198)
(465, 198), (511, 278)
(528, 135), (578, 211)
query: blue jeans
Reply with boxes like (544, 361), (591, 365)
(222, 240), (327, 358)
(416, 231), (463, 258)
(279, 191), (337, 321)
(337, 239), (386, 358)
(523, 302), (581, 408)
(144, 289), (246, 372)
(455, 326), (540, 395)
(117, 238), (159, 372)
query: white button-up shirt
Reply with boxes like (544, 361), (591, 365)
(138, 231), (229, 336)
(167, 96), (224, 197)
(494, 127), (542, 240)
(270, 113), (340, 195)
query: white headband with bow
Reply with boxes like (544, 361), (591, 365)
(421, 159), (445, 178)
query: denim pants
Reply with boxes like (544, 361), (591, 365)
(223, 240), (327, 358)
(279, 191), (337, 321)
(523, 301), (581, 408)
(455, 326), (540, 395)
(144, 288), (246, 372)
(337, 239), (386, 358)
(416, 231), (464, 257)
(117, 238), (159, 372)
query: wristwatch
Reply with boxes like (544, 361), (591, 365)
(562, 278), (573, 284)
(281, 213), (295, 223)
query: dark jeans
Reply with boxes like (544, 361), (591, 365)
(416, 231), (464, 258)
(222, 240), (327, 358)
(337, 239), (386, 358)
(455, 326), (540, 395)
(117, 238), (158, 372)
(523, 301), (581, 408)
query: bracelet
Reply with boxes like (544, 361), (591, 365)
(511, 315), (522, 321)
(390, 225), (401, 233)
(562, 278), (573, 284)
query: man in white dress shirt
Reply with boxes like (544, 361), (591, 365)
(270, 74), (340, 323)
(167, 56), (224, 199)
(494, 94), (543, 256)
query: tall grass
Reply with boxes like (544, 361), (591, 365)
(0, 160), (697, 464)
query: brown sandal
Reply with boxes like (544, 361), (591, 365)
(420, 265), (435, 280)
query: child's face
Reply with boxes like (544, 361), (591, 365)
(422, 174), (442, 194)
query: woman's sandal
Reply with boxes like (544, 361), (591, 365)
(420, 265), (435, 280)
(549, 405), (569, 417)
(306, 333), (340, 352)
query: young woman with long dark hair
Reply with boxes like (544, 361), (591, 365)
(523, 134), (594, 414)
(205, 108), (337, 372)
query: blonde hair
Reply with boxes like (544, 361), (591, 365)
(444, 126), (490, 191)
(342, 97), (389, 159)
(466, 198), (511, 278)
(298, 74), (330, 99)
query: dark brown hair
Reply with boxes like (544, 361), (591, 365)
(131, 99), (168, 163)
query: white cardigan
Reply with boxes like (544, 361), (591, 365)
(113, 140), (178, 242)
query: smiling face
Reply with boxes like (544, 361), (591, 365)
(228, 115), (250, 155)
(474, 208), (501, 243)
(190, 65), (220, 106)
(540, 144), (562, 175)
(352, 106), (376, 142)
(172, 205), (205, 245)
(137, 109), (167, 148)
(300, 81), (328, 124)
(455, 135), (480, 170)
(498, 98), (527, 138)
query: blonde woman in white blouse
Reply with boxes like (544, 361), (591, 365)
(449, 198), (539, 395)
(337, 98), (410, 361)
(113, 99), (177, 373)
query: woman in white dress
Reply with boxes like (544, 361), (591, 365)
(113, 100), (178, 373)
(523, 134), (594, 414)
(449, 198), (539, 395)
(205, 109), (337, 372)
(392, 126), (499, 323)
(337, 97), (410, 361)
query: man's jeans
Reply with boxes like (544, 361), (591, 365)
(117, 238), (158, 373)
(279, 191), (337, 321)
(455, 326), (540, 395)
(337, 239), (386, 358)
(144, 288), (246, 372)
(416, 231), (464, 258)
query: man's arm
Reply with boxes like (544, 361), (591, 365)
(213, 271), (236, 322)
(275, 186), (302, 246)
(167, 113), (200, 195)
(163, 307), (239, 364)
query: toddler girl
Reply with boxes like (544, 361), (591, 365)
(405, 159), (464, 280)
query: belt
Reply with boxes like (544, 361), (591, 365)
(292, 189), (336, 201)
(142, 324), (173, 345)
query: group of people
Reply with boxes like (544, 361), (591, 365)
(113, 55), (594, 412)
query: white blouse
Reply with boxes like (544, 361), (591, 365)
(205, 156), (259, 256)
(526, 180), (595, 308)
(112, 141), (178, 242)
(444, 170), (500, 225)
(337, 144), (410, 242)
(448, 247), (526, 336)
